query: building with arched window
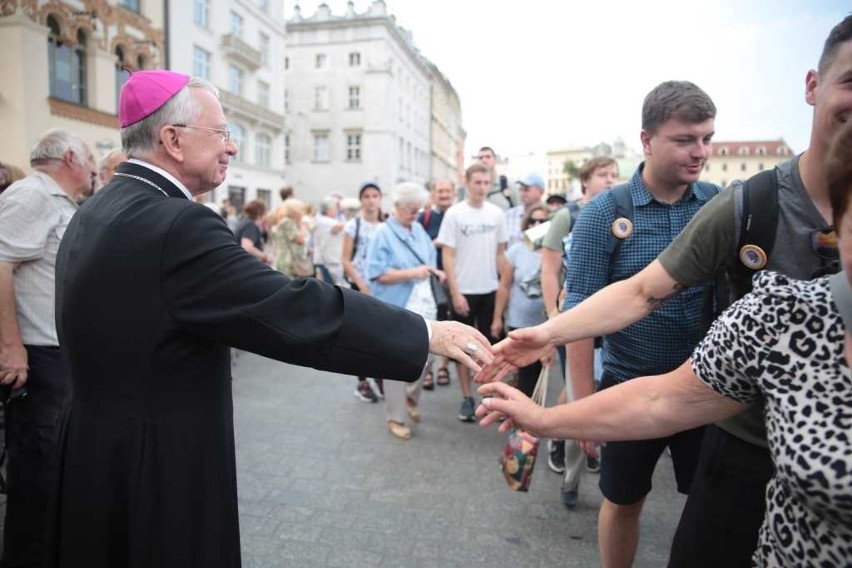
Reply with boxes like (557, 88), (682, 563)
(0, 1), (164, 169)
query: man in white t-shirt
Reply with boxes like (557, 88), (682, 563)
(437, 162), (508, 422)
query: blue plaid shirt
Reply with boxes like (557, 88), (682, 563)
(564, 164), (718, 382)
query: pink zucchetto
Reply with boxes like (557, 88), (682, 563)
(118, 69), (190, 128)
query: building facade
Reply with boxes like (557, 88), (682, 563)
(284, 0), (461, 204)
(546, 139), (641, 199)
(702, 139), (793, 188)
(426, 61), (465, 187)
(0, 0), (163, 170)
(169, 0), (287, 211)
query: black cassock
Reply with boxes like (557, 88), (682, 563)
(49, 162), (428, 567)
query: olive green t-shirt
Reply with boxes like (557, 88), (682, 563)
(541, 206), (575, 252)
(658, 156), (831, 448)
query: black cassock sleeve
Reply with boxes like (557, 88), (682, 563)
(161, 205), (428, 381)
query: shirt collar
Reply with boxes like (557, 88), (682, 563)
(127, 159), (193, 200)
(627, 162), (711, 207)
(33, 171), (79, 206)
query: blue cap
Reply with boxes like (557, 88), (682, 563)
(519, 173), (545, 189)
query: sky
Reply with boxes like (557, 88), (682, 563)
(287, 1), (850, 159)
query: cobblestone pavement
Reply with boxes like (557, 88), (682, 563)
(0, 351), (686, 566)
(232, 352), (686, 568)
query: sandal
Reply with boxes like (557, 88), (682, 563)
(422, 370), (435, 391)
(388, 420), (411, 440)
(436, 367), (450, 386)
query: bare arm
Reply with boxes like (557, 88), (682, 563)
(0, 262), (27, 387)
(540, 247), (563, 318)
(240, 237), (271, 264)
(478, 360), (746, 441)
(546, 259), (685, 345)
(375, 265), (430, 285)
(477, 259), (686, 382)
(442, 246), (468, 316)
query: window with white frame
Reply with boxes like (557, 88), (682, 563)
(314, 86), (328, 110)
(285, 133), (291, 164)
(284, 57), (289, 70)
(228, 65), (244, 96)
(283, 89), (288, 112)
(257, 80), (269, 108)
(230, 11), (243, 38)
(193, 46), (211, 80)
(349, 52), (361, 66)
(194, 0), (209, 27)
(255, 133), (271, 168)
(231, 123), (245, 162)
(348, 86), (360, 109)
(313, 132), (329, 162)
(346, 132), (362, 161)
(258, 32), (269, 67)
(315, 53), (327, 69)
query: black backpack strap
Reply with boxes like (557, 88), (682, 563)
(606, 184), (634, 274)
(730, 169), (779, 297)
(350, 217), (361, 260)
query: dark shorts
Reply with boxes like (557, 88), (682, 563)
(598, 373), (705, 506)
(667, 424), (772, 568)
(451, 292), (496, 342)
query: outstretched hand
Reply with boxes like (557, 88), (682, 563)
(475, 381), (548, 435)
(474, 326), (554, 383)
(428, 320), (493, 374)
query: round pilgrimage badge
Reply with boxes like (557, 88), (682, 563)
(611, 217), (633, 240)
(739, 244), (768, 270)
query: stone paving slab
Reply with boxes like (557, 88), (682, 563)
(0, 351), (686, 566)
(232, 352), (687, 567)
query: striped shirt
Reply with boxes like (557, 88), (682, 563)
(565, 165), (718, 381)
(0, 172), (78, 345)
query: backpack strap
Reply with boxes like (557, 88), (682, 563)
(605, 184), (634, 277)
(729, 169), (779, 297)
(350, 216), (361, 260)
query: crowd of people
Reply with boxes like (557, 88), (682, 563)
(0, 13), (849, 568)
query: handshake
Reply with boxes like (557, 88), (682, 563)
(427, 320), (555, 381)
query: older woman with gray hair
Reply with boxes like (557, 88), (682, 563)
(365, 182), (446, 440)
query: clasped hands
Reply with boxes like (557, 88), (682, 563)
(427, 323), (555, 432)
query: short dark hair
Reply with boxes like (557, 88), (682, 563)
(641, 81), (716, 134)
(465, 162), (490, 181)
(827, 120), (852, 231)
(279, 186), (294, 201)
(477, 146), (496, 158)
(819, 15), (852, 76)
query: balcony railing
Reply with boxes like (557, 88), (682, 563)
(221, 34), (262, 70)
(219, 90), (284, 131)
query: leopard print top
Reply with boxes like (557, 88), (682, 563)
(693, 272), (852, 567)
